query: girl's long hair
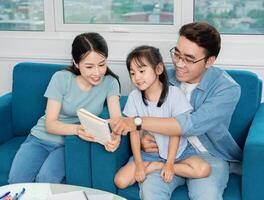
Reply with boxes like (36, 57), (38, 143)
(126, 45), (168, 107)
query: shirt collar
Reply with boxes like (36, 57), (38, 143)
(169, 66), (221, 92)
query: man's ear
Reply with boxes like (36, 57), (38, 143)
(205, 56), (216, 69)
(156, 63), (164, 75)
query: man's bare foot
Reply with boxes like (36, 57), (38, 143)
(146, 162), (164, 174)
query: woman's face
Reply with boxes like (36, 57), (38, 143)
(77, 51), (107, 86)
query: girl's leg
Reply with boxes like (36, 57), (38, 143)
(35, 146), (65, 183)
(114, 161), (151, 189)
(173, 156), (211, 178)
(115, 160), (165, 189)
(145, 161), (164, 174)
(8, 135), (49, 183)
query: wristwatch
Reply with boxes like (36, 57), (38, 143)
(134, 116), (142, 131)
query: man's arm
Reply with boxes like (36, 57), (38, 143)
(111, 82), (240, 138)
(176, 84), (240, 137)
(110, 116), (182, 136)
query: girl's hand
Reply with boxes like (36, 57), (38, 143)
(76, 125), (95, 142)
(160, 162), (174, 183)
(135, 162), (146, 183)
(104, 134), (121, 152)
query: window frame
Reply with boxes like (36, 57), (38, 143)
(54, 0), (189, 34)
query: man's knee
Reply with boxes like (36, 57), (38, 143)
(140, 182), (170, 200)
(140, 173), (174, 200)
(188, 185), (223, 200)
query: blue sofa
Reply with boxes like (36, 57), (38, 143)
(0, 62), (263, 200)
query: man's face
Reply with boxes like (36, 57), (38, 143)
(171, 36), (214, 83)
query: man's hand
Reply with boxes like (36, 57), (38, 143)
(141, 134), (158, 153)
(108, 117), (136, 135)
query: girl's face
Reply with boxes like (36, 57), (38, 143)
(129, 58), (159, 91)
(77, 51), (107, 86)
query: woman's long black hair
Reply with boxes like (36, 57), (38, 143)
(66, 32), (120, 91)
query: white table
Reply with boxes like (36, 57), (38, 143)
(0, 183), (126, 200)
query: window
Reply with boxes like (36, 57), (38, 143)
(63, 0), (173, 25)
(0, 0), (44, 31)
(55, 0), (178, 33)
(195, 0), (264, 34)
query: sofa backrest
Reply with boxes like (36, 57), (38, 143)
(227, 70), (262, 148)
(11, 62), (262, 148)
(12, 62), (67, 136)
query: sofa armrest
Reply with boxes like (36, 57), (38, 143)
(0, 93), (13, 144)
(242, 103), (264, 200)
(91, 135), (131, 193)
(64, 135), (92, 187)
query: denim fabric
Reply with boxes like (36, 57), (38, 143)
(167, 67), (242, 162)
(139, 152), (229, 200)
(186, 153), (229, 200)
(8, 134), (65, 183)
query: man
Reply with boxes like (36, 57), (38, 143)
(111, 22), (242, 200)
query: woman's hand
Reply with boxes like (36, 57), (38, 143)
(135, 162), (146, 183)
(141, 134), (159, 153)
(75, 125), (95, 142)
(108, 117), (136, 135)
(160, 162), (174, 183)
(104, 134), (121, 152)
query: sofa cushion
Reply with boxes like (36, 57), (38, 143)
(12, 63), (66, 136)
(0, 136), (26, 186)
(227, 70), (262, 148)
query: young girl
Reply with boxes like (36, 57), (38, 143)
(114, 45), (211, 189)
(8, 32), (121, 183)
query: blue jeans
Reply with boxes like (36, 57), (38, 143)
(8, 134), (65, 183)
(139, 152), (229, 200)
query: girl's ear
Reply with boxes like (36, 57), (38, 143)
(156, 63), (164, 75)
(205, 56), (216, 69)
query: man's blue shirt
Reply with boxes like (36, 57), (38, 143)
(167, 66), (242, 162)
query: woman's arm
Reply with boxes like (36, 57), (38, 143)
(45, 99), (78, 135)
(107, 95), (122, 119)
(45, 99), (95, 141)
(104, 95), (122, 152)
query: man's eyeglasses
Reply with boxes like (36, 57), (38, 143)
(169, 47), (207, 65)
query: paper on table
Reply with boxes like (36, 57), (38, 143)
(87, 193), (114, 200)
(48, 191), (114, 200)
(48, 191), (87, 200)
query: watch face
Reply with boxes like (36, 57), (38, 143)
(134, 117), (142, 125)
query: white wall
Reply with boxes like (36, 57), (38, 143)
(0, 32), (264, 101)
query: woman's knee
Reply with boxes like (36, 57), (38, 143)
(8, 168), (35, 184)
